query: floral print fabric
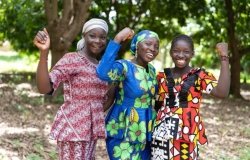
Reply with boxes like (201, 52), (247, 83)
(97, 40), (157, 159)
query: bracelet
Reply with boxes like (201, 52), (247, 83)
(39, 58), (48, 63)
(220, 55), (229, 61)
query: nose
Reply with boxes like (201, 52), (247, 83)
(177, 51), (185, 58)
(94, 37), (101, 43)
(149, 45), (157, 52)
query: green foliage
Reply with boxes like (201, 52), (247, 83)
(26, 153), (43, 160)
(91, 0), (207, 39)
(194, 0), (250, 59)
(0, 0), (45, 54)
(239, 147), (250, 160)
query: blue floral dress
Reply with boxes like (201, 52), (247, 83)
(97, 40), (157, 160)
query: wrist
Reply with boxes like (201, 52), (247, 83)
(220, 55), (229, 61)
(39, 56), (48, 62)
(114, 36), (122, 44)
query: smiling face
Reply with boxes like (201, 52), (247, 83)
(170, 36), (194, 69)
(136, 37), (159, 66)
(83, 28), (107, 58)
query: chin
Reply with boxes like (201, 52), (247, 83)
(175, 64), (187, 68)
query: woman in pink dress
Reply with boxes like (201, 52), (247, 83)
(33, 18), (109, 160)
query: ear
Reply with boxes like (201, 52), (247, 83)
(191, 51), (195, 57)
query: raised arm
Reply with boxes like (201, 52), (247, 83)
(33, 28), (52, 94)
(103, 84), (117, 112)
(210, 42), (230, 98)
(96, 27), (134, 82)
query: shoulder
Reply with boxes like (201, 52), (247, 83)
(148, 63), (156, 71)
(157, 68), (171, 78)
(60, 52), (79, 62)
(54, 52), (82, 67)
(196, 68), (217, 80)
(63, 52), (78, 58)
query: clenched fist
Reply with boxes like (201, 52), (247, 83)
(216, 42), (228, 57)
(33, 28), (50, 53)
(114, 27), (134, 43)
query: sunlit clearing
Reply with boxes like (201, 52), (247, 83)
(0, 123), (39, 136)
(0, 149), (20, 160)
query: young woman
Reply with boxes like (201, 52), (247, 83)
(34, 18), (109, 160)
(97, 28), (160, 160)
(151, 34), (230, 160)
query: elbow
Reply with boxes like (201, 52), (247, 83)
(37, 88), (50, 94)
(217, 95), (228, 99)
(37, 84), (52, 94)
(96, 68), (109, 81)
(212, 86), (230, 99)
(216, 91), (230, 99)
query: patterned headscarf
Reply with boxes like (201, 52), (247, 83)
(77, 18), (108, 51)
(130, 30), (159, 55)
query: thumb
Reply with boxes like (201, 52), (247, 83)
(43, 28), (50, 38)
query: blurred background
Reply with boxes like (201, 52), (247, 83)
(0, 0), (249, 159)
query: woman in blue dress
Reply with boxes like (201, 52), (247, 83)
(97, 28), (160, 160)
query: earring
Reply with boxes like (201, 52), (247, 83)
(135, 49), (138, 58)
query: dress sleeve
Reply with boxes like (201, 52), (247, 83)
(96, 40), (127, 83)
(199, 69), (218, 94)
(49, 53), (76, 91)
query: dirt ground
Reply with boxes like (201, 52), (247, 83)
(0, 82), (249, 160)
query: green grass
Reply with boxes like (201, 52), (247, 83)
(239, 147), (250, 160)
(0, 48), (52, 73)
(0, 50), (38, 73)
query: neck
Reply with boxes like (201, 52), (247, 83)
(132, 57), (148, 68)
(80, 48), (98, 64)
(172, 66), (192, 78)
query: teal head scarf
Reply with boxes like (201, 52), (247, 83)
(130, 30), (159, 55)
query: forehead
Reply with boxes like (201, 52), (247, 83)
(173, 39), (191, 48)
(139, 37), (159, 44)
(85, 28), (107, 35)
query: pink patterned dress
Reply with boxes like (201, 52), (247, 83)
(48, 52), (108, 142)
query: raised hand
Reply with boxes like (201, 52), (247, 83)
(216, 42), (228, 56)
(114, 27), (134, 43)
(33, 28), (50, 53)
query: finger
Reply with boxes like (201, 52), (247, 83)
(37, 31), (48, 43)
(39, 31), (48, 40)
(43, 28), (49, 37)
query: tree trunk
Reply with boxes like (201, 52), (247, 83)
(224, 0), (242, 98)
(44, 0), (92, 67)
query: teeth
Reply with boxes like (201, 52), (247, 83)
(147, 53), (153, 57)
(177, 59), (185, 64)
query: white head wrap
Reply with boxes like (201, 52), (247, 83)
(77, 18), (108, 51)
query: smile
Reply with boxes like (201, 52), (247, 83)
(146, 53), (154, 58)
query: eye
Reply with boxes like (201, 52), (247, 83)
(89, 34), (96, 38)
(172, 49), (180, 53)
(145, 42), (151, 46)
(184, 50), (190, 54)
(100, 36), (106, 40)
(154, 45), (159, 50)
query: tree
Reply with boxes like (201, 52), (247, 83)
(44, 0), (92, 67)
(90, 0), (207, 58)
(193, 0), (250, 98)
(0, 0), (92, 67)
(0, 0), (46, 53)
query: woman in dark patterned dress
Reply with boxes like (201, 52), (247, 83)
(151, 34), (230, 160)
